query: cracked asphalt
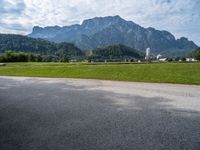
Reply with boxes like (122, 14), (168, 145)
(0, 76), (200, 150)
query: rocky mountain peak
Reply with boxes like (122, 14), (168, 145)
(29, 16), (198, 56)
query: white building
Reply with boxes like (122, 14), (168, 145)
(145, 48), (151, 60)
(186, 58), (198, 62)
(156, 54), (162, 60)
(159, 58), (167, 62)
(0, 63), (6, 66)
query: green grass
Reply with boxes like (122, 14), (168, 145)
(0, 62), (200, 85)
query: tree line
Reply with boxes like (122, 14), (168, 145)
(1, 47), (199, 63)
(0, 51), (72, 62)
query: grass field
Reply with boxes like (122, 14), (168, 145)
(0, 62), (200, 85)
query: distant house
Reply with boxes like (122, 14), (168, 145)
(159, 58), (167, 62)
(69, 59), (78, 62)
(156, 54), (162, 60)
(0, 63), (6, 66)
(186, 58), (198, 62)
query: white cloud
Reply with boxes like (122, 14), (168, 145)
(0, 0), (199, 45)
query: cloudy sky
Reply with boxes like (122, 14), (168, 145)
(0, 0), (199, 45)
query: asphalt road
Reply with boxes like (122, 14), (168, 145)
(0, 76), (200, 150)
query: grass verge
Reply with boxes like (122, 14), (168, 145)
(0, 62), (200, 85)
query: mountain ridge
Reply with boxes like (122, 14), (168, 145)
(29, 16), (198, 56)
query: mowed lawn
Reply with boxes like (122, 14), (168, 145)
(0, 62), (200, 84)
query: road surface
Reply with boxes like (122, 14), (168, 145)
(0, 76), (200, 150)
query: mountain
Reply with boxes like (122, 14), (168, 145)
(91, 44), (144, 59)
(0, 34), (83, 56)
(29, 16), (198, 56)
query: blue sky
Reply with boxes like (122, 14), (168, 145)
(0, 0), (199, 45)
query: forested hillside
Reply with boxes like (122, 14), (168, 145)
(91, 45), (144, 59)
(0, 34), (83, 56)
